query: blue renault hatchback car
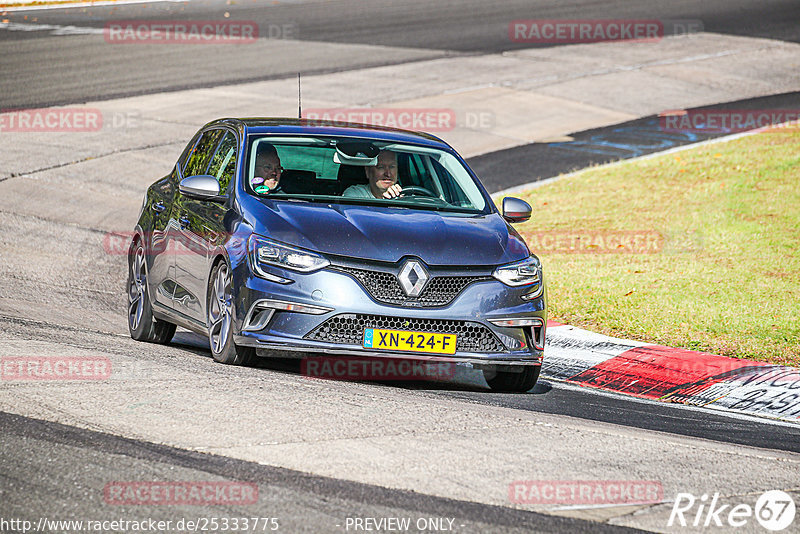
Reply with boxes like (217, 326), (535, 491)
(127, 119), (546, 391)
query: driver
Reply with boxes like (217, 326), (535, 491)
(342, 150), (402, 199)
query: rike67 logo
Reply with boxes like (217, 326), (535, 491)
(669, 490), (796, 531)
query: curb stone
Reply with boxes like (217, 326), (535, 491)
(543, 322), (800, 424)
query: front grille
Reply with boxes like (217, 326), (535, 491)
(304, 313), (507, 354)
(333, 266), (490, 307)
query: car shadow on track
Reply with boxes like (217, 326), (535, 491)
(395, 379), (552, 395)
(169, 330), (549, 395)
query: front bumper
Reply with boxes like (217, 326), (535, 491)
(231, 262), (546, 367)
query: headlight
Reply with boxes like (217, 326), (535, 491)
(492, 255), (542, 287)
(248, 235), (330, 276)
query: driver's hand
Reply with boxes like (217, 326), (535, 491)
(382, 184), (402, 198)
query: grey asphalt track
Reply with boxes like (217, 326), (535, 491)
(468, 91), (800, 193)
(1, 0), (799, 108)
(0, 411), (646, 534)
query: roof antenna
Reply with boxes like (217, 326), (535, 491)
(297, 72), (302, 119)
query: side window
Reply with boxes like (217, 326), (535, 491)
(403, 153), (440, 195)
(177, 132), (202, 175)
(404, 153), (426, 186)
(431, 158), (468, 206)
(184, 129), (223, 177)
(207, 132), (237, 191)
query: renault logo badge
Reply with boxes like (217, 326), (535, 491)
(397, 259), (430, 297)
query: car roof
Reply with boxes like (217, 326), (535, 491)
(206, 118), (453, 150)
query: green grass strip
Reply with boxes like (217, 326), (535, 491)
(509, 130), (800, 366)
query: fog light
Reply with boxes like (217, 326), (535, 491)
(242, 299), (334, 332)
(488, 317), (544, 328)
(256, 298), (333, 315)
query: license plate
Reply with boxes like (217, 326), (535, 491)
(363, 328), (457, 355)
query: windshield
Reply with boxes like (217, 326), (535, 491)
(244, 135), (489, 214)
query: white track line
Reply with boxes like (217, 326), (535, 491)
(1, 0), (185, 12)
(491, 128), (762, 199)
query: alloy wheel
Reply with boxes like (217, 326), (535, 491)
(128, 246), (146, 331)
(208, 264), (233, 354)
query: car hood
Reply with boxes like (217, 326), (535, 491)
(246, 199), (529, 266)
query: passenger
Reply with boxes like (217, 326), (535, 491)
(252, 143), (284, 194)
(342, 150), (402, 199)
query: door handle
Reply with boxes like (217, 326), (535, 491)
(152, 201), (166, 213)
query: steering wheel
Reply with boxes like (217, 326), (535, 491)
(399, 186), (438, 198)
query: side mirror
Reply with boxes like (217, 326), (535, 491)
(502, 197), (532, 223)
(179, 175), (222, 201)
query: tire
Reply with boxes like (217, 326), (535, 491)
(127, 240), (176, 344)
(207, 261), (255, 365)
(484, 365), (541, 393)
